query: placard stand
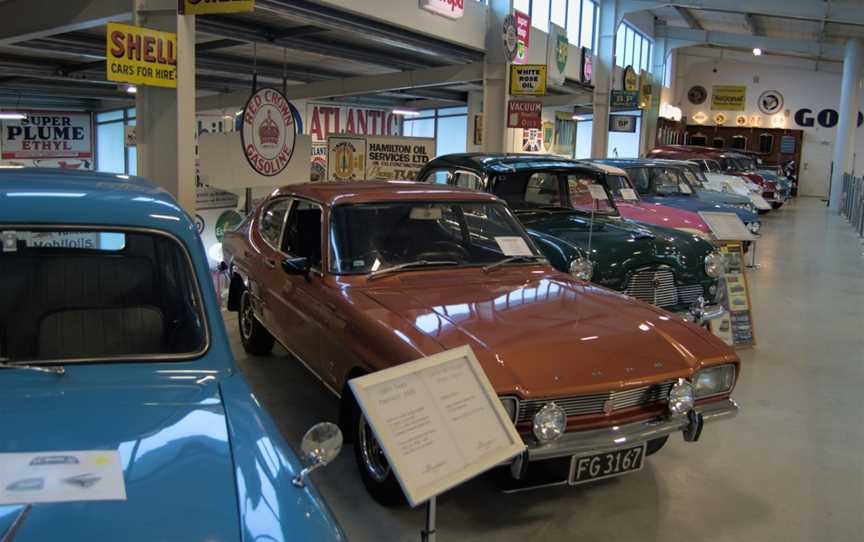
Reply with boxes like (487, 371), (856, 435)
(746, 240), (759, 269)
(421, 497), (437, 542)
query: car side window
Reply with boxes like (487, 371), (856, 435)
(627, 168), (651, 193)
(525, 173), (562, 206)
(452, 171), (484, 191)
(423, 169), (451, 185)
(282, 200), (323, 268)
(259, 199), (291, 248)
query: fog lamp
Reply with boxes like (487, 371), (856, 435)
(569, 257), (594, 280)
(533, 402), (566, 443)
(668, 379), (695, 415)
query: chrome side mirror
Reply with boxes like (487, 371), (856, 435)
(292, 422), (343, 488)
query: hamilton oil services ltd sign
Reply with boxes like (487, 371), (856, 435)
(106, 23), (177, 88)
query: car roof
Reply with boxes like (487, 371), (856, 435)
(272, 180), (502, 206)
(578, 161), (627, 175)
(424, 153), (608, 175)
(0, 168), (194, 241)
(597, 158), (691, 169)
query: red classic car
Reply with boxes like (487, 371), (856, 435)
(222, 181), (740, 505)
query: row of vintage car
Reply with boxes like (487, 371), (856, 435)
(0, 145), (776, 539)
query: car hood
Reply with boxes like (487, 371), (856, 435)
(695, 189), (751, 205)
(360, 271), (733, 398)
(615, 201), (710, 233)
(641, 195), (757, 224)
(0, 371), (240, 542)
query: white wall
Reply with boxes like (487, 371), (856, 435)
(676, 48), (860, 197)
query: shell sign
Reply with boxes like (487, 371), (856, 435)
(106, 23), (177, 88)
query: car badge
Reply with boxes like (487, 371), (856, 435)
(602, 399), (614, 415)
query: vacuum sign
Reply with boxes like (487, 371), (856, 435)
(1, 112), (93, 160)
(106, 23), (177, 89)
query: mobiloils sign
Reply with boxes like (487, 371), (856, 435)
(419, 0), (464, 19)
(241, 87), (298, 177)
(1, 112), (93, 160)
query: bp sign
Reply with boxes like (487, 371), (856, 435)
(241, 87), (297, 176)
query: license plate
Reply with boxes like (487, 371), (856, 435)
(570, 443), (646, 485)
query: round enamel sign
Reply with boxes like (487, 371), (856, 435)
(241, 87), (297, 177)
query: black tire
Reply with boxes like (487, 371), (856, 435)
(645, 436), (669, 456)
(239, 289), (275, 355)
(353, 409), (406, 506)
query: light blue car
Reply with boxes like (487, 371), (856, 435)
(0, 169), (346, 542)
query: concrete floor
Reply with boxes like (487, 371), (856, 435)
(225, 197), (864, 542)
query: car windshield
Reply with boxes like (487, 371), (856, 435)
(651, 167), (694, 196)
(704, 159), (722, 172)
(328, 201), (541, 274)
(0, 228), (207, 364)
(604, 174), (641, 203)
(493, 170), (618, 216)
(680, 166), (706, 188)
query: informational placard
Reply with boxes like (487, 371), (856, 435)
(698, 211), (755, 241)
(349, 346), (525, 507)
(507, 100), (542, 129)
(420, 0), (464, 19)
(609, 115), (637, 133)
(0, 450), (126, 505)
(588, 184), (608, 200)
(709, 242), (756, 348)
(510, 64), (547, 96)
(711, 85), (746, 111)
(514, 10), (530, 64)
(179, 0), (255, 14)
(619, 188), (638, 201)
(546, 23), (568, 86)
(1, 112), (92, 160)
(326, 135), (434, 181)
(495, 236), (532, 256)
(106, 23), (177, 88)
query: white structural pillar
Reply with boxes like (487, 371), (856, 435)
(591, 0), (618, 158)
(639, 35), (668, 155)
(482, 0), (510, 153)
(829, 38), (863, 210)
(135, 0), (196, 213)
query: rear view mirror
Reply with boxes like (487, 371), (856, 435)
(282, 256), (310, 275)
(292, 422), (343, 488)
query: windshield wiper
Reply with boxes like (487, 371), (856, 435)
(368, 260), (459, 280)
(0, 362), (65, 376)
(482, 255), (545, 273)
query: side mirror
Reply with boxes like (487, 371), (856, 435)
(282, 256), (310, 275)
(292, 422), (343, 488)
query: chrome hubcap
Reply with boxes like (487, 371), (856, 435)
(358, 414), (390, 482)
(240, 291), (254, 340)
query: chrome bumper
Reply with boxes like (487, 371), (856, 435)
(521, 398), (738, 462)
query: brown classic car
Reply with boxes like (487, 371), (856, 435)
(222, 181), (740, 505)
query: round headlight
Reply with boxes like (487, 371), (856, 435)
(668, 379), (695, 415)
(569, 257), (593, 281)
(533, 402), (566, 443)
(694, 365), (736, 397)
(704, 251), (726, 278)
(747, 221), (761, 235)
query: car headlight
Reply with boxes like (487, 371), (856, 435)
(676, 227), (714, 242)
(747, 221), (761, 234)
(500, 397), (519, 422)
(694, 364), (736, 398)
(569, 257), (593, 280)
(533, 402), (566, 443)
(668, 378), (695, 415)
(704, 251), (726, 278)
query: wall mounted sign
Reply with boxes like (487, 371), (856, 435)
(326, 135), (435, 181)
(514, 10), (530, 64)
(510, 64), (547, 96)
(419, 0), (464, 19)
(711, 85), (746, 111)
(780, 135), (796, 154)
(692, 111), (707, 124)
(546, 23), (568, 86)
(507, 99), (542, 129)
(241, 87), (297, 176)
(521, 127), (543, 152)
(179, 0), (254, 14)
(580, 47), (593, 85)
(473, 114), (483, 145)
(1, 111), (93, 160)
(687, 85), (707, 105)
(638, 69), (652, 108)
(713, 112), (728, 125)
(503, 14), (518, 61)
(349, 346), (524, 508)
(735, 114), (748, 126)
(757, 90), (783, 115)
(542, 121), (554, 152)
(106, 23), (177, 88)
(609, 115), (638, 133)
(306, 103), (400, 143)
(327, 136), (365, 181)
(791, 108), (860, 128)
(610, 90), (639, 109)
(622, 66), (638, 92)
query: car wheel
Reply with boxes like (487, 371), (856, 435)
(239, 289), (275, 355)
(354, 411), (406, 506)
(645, 436), (669, 456)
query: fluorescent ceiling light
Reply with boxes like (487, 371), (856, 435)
(392, 108), (421, 117)
(572, 115), (588, 121)
(125, 85), (138, 94)
(752, 48), (762, 56)
(0, 112), (27, 120)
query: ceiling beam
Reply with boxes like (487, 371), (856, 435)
(656, 25), (845, 59)
(674, 6), (703, 30)
(0, 0), (130, 46)
(624, 1), (864, 27)
(743, 13), (763, 36)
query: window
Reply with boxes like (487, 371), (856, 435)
(514, 0), (530, 13)
(283, 201), (323, 267)
(689, 134), (707, 146)
(525, 173), (563, 206)
(551, 0), (566, 27)
(566, 175), (615, 213)
(96, 108), (136, 175)
(581, 0), (596, 49)
(402, 107), (469, 158)
(424, 169), (451, 184)
(615, 21), (652, 72)
(532, 0), (550, 32)
(522, 1), (597, 50)
(625, 167), (651, 193)
(712, 137), (725, 148)
(759, 133), (774, 153)
(453, 171), (484, 191)
(731, 135), (747, 150)
(259, 199), (290, 248)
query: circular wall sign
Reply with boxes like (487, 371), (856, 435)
(735, 114), (748, 126)
(687, 85), (707, 105)
(503, 14), (518, 62)
(623, 66), (638, 91)
(758, 90), (784, 115)
(714, 112), (728, 125)
(215, 210), (243, 242)
(241, 87), (297, 177)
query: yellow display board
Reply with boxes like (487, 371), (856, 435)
(106, 23), (177, 89)
(509, 64), (547, 96)
(711, 85), (746, 111)
(180, 0), (255, 15)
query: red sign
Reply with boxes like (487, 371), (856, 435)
(306, 103), (400, 143)
(241, 88), (297, 177)
(507, 100), (542, 129)
(514, 10), (530, 64)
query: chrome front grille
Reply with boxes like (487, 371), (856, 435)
(517, 381), (675, 424)
(678, 284), (705, 305)
(626, 268), (678, 308)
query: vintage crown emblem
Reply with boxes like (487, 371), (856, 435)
(258, 111), (280, 146)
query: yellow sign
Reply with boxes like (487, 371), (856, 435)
(106, 23), (177, 89)
(510, 64), (547, 96)
(623, 66), (638, 92)
(638, 70), (652, 109)
(180, 0), (255, 14)
(711, 85), (746, 111)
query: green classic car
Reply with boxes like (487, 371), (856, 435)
(417, 154), (725, 313)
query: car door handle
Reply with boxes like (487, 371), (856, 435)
(264, 259), (276, 269)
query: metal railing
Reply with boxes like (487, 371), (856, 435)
(840, 173), (864, 237)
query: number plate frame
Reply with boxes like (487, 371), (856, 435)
(568, 443), (647, 485)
